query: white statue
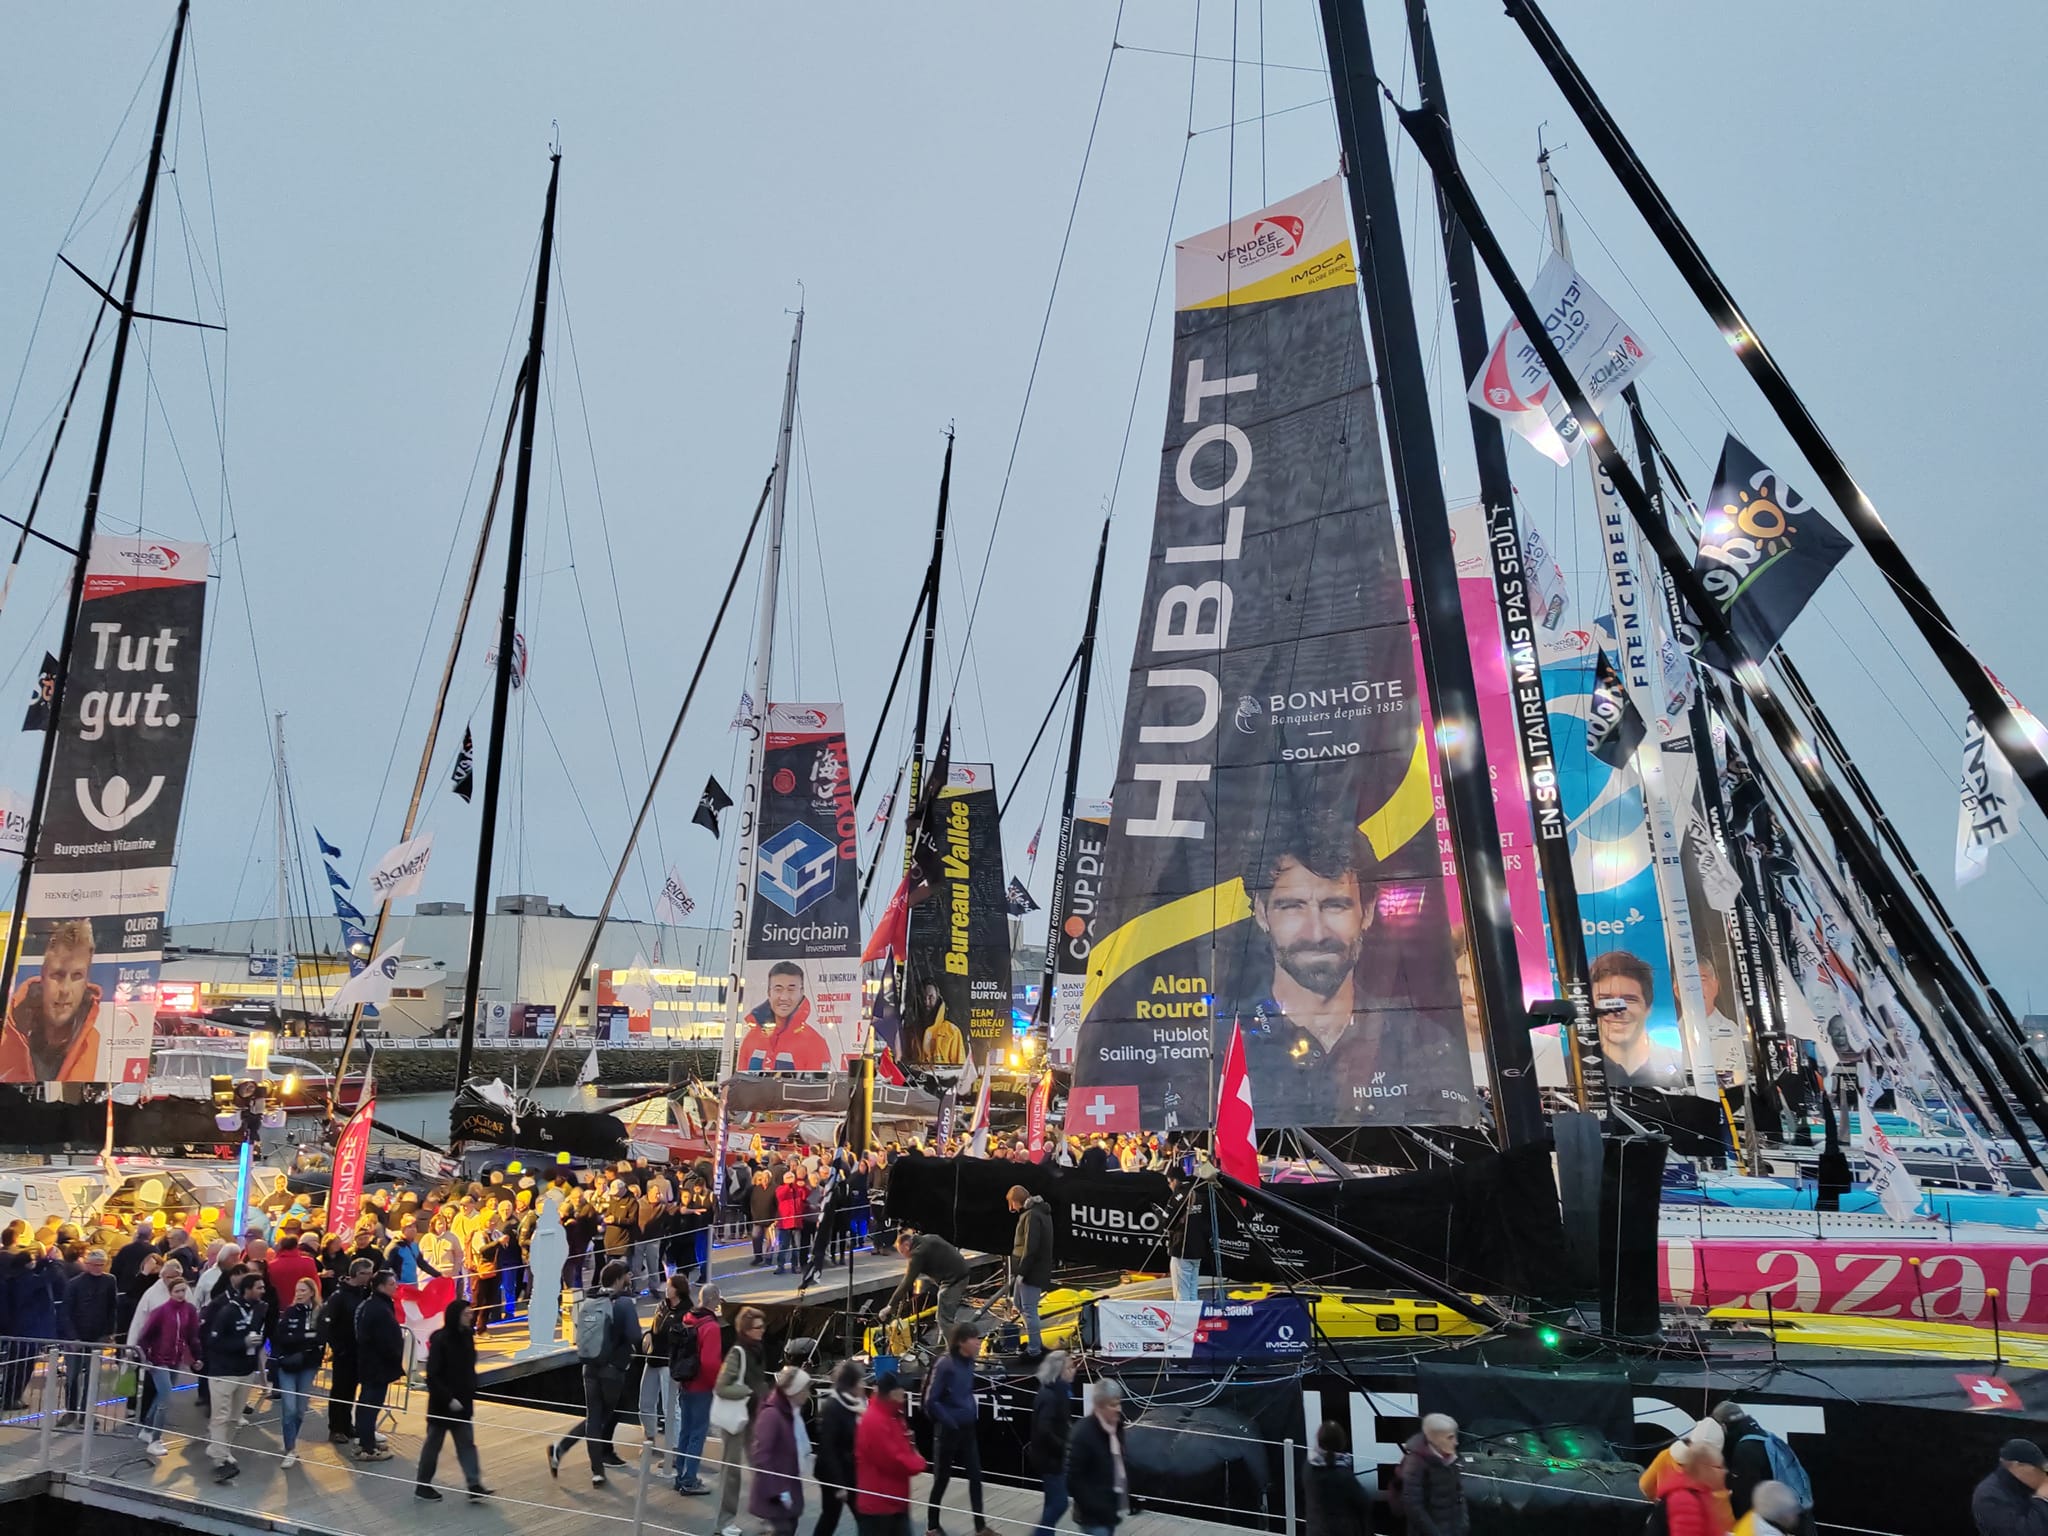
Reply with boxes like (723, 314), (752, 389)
(521, 1190), (570, 1356)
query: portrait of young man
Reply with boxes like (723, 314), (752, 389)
(1590, 948), (1687, 1090)
(0, 919), (102, 1083)
(735, 959), (831, 1073)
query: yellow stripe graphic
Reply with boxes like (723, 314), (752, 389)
(1359, 726), (1432, 862)
(1182, 242), (1358, 311)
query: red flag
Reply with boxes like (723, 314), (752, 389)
(1025, 1071), (1052, 1153)
(862, 874), (911, 963)
(1214, 1023), (1259, 1186)
(876, 1045), (906, 1086)
(394, 1274), (458, 1349)
(327, 1098), (375, 1235)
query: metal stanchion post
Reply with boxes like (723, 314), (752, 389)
(78, 1351), (100, 1470)
(631, 1434), (654, 1536)
(1283, 1436), (1297, 1536)
(37, 1348), (60, 1467)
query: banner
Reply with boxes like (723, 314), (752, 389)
(904, 762), (1009, 1070)
(1467, 253), (1653, 466)
(328, 1098), (375, 1234)
(1661, 1237), (2048, 1332)
(1, 534), (208, 1085)
(1957, 712), (2018, 886)
(1075, 178), (1473, 1132)
(1099, 1299), (1201, 1357)
(1048, 798), (1110, 1064)
(1025, 1070), (1051, 1152)
(1097, 1296), (1314, 1360)
(1689, 438), (1849, 672)
(366, 832), (434, 908)
(738, 703), (862, 1071)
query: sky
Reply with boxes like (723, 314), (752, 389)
(4, 1), (2048, 1011)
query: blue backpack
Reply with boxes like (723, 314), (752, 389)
(1740, 1430), (1813, 1507)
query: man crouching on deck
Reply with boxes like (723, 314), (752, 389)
(0, 919), (101, 1083)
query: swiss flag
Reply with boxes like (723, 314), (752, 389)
(395, 1276), (459, 1350)
(1214, 1022), (1260, 1186)
(1958, 1373), (2020, 1411)
(1071, 1083), (1141, 1133)
(862, 875), (911, 964)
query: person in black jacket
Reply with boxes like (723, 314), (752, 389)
(1064, 1378), (1130, 1536)
(270, 1277), (325, 1466)
(319, 1259), (372, 1443)
(59, 1246), (117, 1420)
(813, 1357), (866, 1536)
(201, 1272), (268, 1482)
(1397, 1415), (1468, 1536)
(1006, 1188), (1054, 1357)
(1303, 1421), (1372, 1536)
(416, 1298), (495, 1503)
(351, 1270), (407, 1463)
(1973, 1439), (2048, 1536)
(1028, 1351), (1076, 1536)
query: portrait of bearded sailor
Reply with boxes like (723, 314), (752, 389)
(0, 918), (103, 1083)
(736, 959), (831, 1072)
(917, 981), (965, 1066)
(1229, 812), (1469, 1125)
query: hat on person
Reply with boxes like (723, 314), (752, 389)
(1670, 1418), (1724, 1466)
(776, 1366), (812, 1396)
(2002, 1439), (2048, 1467)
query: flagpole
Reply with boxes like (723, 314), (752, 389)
(722, 312), (803, 1080)
(531, 472), (771, 1085)
(1034, 517), (1109, 1030)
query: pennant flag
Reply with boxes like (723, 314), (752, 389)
(1214, 1021), (1261, 1186)
(340, 920), (373, 977)
(1025, 825), (1041, 862)
(327, 1099), (375, 1235)
(324, 861), (350, 892)
(332, 892), (366, 926)
(366, 831), (434, 907)
(1025, 1070), (1053, 1154)
(965, 1064), (993, 1158)
(1690, 438), (1850, 672)
(20, 652), (56, 733)
(907, 714), (954, 902)
(1005, 876), (1039, 916)
(657, 864), (696, 924)
(1468, 254), (1654, 466)
(867, 790), (895, 833)
(1586, 648), (1648, 770)
(575, 1045), (600, 1087)
(1523, 525), (1570, 630)
(876, 1044), (906, 1086)
(325, 942), (403, 1016)
(693, 775), (733, 835)
(450, 727), (475, 803)
(315, 827), (343, 861)
(1957, 711), (2019, 887)
(1855, 1112), (1922, 1223)
(863, 874), (912, 964)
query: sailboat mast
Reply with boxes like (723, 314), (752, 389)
(1403, 2), (1601, 1110)
(1319, 0), (1541, 1146)
(0, 0), (190, 1013)
(456, 152), (561, 1089)
(274, 712), (290, 1025)
(1035, 517), (1109, 1027)
(721, 311), (803, 1078)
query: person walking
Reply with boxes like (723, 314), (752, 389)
(1304, 1422), (1372, 1536)
(270, 1276), (325, 1467)
(1064, 1377), (1130, 1536)
(924, 1323), (993, 1536)
(201, 1272), (268, 1483)
(1655, 1439), (1730, 1536)
(1007, 1186), (1054, 1359)
(748, 1172), (778, 1266)
(1640, 1419), (1733, 1534)
(640, 1276), (687, 1476)
(134, 1274), (201, 1458)
(671, 1279), (723, 1495)
(854, 1370), (923, 1536)
(749, 1365), (811, 1536)
(1974, 1438), (2048, 1536)
(813, 1358), (866, 1536)
(1028, 1350), (1076, 1536)
(1712, 1401), (1811, 1535)
(58, 1246), (117, 1423)
(1396, 1414), (1469, 1536)
(1736, 1482), (1809, 1536)
(416, 1297), (495, 1503)
(548, 1258), (638, 1487)
(713, 1306), (770, 1536)
(352, 1269), (406, 1463)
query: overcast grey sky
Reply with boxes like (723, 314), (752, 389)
(4, 1), (2047, 1008)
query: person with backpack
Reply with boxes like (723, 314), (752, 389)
(1712, 1402), (1812, 1534)
(548, 1258), (639, 1487)
(416, 1297), (495, 1504)
(669, 1277), (723, 1495)
(353, 1269), (408, 1463)
(1395, 1414), (1468, 1536)
(1304, 1420), (1372, 1536)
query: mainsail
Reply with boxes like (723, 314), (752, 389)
(903, 762), (1009, 1072)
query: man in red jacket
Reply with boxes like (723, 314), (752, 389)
(265, 1234), (320, 1304)
(854, 1372), (926, 1536)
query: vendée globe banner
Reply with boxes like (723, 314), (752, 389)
(1071, 178), (1475, 1133)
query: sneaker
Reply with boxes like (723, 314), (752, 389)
(722, 1525), (745, 1536)
(281, 1452), (299, 1469)
(146, 1440), (169, 1461)
(675, 1481), (711, 1496)
(592, 1472), (608, 1488)
(547, 1444), (561, 1479)
(467, 1485), (495, 1505)
(355, 1447), (394, 1463)
(416, 1486), (444, 1501)
(214, 1461), (241, 1483)
(329, 1430), (355, 1444)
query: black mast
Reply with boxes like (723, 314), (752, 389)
(1392, 102), (2048, 1149)
(1502, 0), (2048, 821)
(0, 0), (191, 1012)
(456, 152), (561, 1089)
(1035, 517), (1110, 1027)
(1319, 0), (1541, 1146)
(1402, 0), (1601, 1113)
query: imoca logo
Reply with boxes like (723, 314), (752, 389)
(756, 821), (837, 917)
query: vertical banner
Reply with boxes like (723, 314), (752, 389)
(0, 535), (207, 1085)
(738, 702), (863, 1071)
(1048, 798), (1111, 1064)
(904, 762), (1009, 1071)
(1025, 1070), (1052, 1153)
(328, 1097), (375, 1235)
(1073, 178), (1474, 1133)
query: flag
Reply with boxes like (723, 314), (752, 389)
(332, 892), (366, 926)
(1690, 437), (1850, 672)
(1586, 648), (1648, 770)
(324, 861), (350, 892)
(616, 953), (655, 1012)
(1855, 1112), (1922, 1223)
(1958, 712), (2019, 887)
(1214, 1021), (1260, 1186)
(575, 1045), (600, 1087)
(876, 1044), (906, 1086)
(315, 827), (342, 861)
(450, 727), (475, 803)
(1025, 825), (1041, 862)
(339, 920), (374, 977)
(867, 790), (895, 832)
(729, 691), (754, 733)
(20, 652), (56, 732)
(1025, 1070), (1052, 1154)
(693, 775), (733, 834)
(863, 873), (911, 964)
(908, 714), (954, 900)
(965, 1065), (993, 1158)
(657, 864), (695, 924)
(484, 632), (529, 690)
(327, 1099), (375, 1235)
(366, 831), (434, 907)
(393, 1275), (458, 1351)
(1005, 876), (1039, 916)
(325, 942), (403, 1016)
